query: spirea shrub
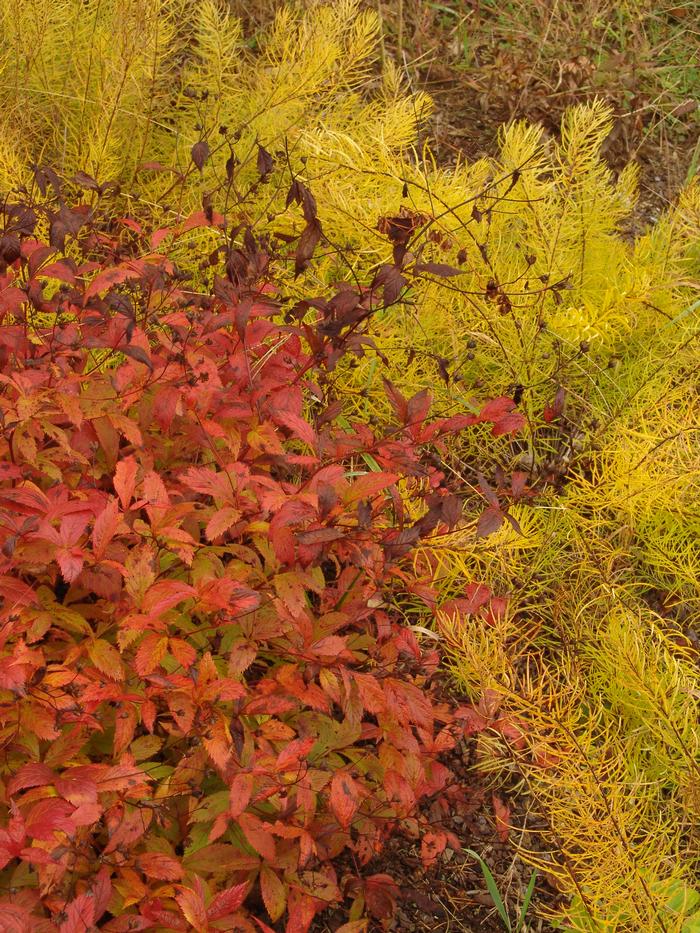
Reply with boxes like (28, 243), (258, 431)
(0, 180), (525, 931)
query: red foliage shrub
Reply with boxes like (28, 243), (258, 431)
(0, 189), (522, 930)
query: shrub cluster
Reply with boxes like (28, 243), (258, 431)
(0, 178), (525, 930)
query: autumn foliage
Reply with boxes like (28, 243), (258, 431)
(0, 179), (525, 931)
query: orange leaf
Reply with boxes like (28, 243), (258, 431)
(229, 772), (254, 819)
(492, 793), (511, 842)
(330, 771), (360, 829)
(238, 812), (276, 862)
(344, 472), (398, 504)
(134, 634), (168, 676)
(168, 637), (196, 670)
(114, 457), (138, 510)
(92, 498), (121, 559)
(176, 882), (208, 932)
(87, 639), (124, 681)
(260, 865), (287, 922)
(137, 851), (184, 881)
(420, 830), (447, 867)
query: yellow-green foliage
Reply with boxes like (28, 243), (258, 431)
(0, 0), (426, 212)
(430, 498), (700, 930)
(1, 2), (699, 928)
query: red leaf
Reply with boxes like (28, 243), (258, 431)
(272, 410), (317, 449)
(330, 772), (361, 829)
(463, 582), (492, 613)
(382, 379), (408, 422)
(254, 919), (278, 933)
(24, 798), (75, 840)
(491, 411), (525, 436)
(276, 737), (315, 772)
(205, 506), (241, 541)
(39, 260), (77, 284)
(59, 891), (95, 933)
(54, 769), (98, 806)
(140, 901), (188, 931)
(0, 903), (34, 933)
(207, 881), (249, 920)
(7, 762), (54, 797)
(238, 812), (276, 862)
(478, 396), (515, 421)
(363, 874), (399, 920)
(56, 546), (84, 582)
(92, 498), (121, 559)
(142, 580), (196, 617)
(0, 575), (37, 611)
(84, 263), (142, 300)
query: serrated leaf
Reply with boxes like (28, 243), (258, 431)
(260, 865), (287, 922)
(137, 851), (184, 880)
(238, 812), (276, 862)
(344, 472), (398, 504)
(205, 506), (241, 541)
(134, 634), (168, 676)
(330, 772), (360, 829)
(207, 881), (249, 920)
(114, 457), (138, 510)
(87, 639), (124, 680)
(176, 884), (208, 932)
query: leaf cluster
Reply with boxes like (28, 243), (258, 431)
(0, 185), (523, 930)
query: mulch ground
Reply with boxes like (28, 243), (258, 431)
(415, 58), (697, 239)
(314, 730), (562, 932)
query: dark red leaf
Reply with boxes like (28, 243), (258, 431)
(191, 140), (210, 172)
(257, 145), (274, 180)
(476, 507), (504, 538)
